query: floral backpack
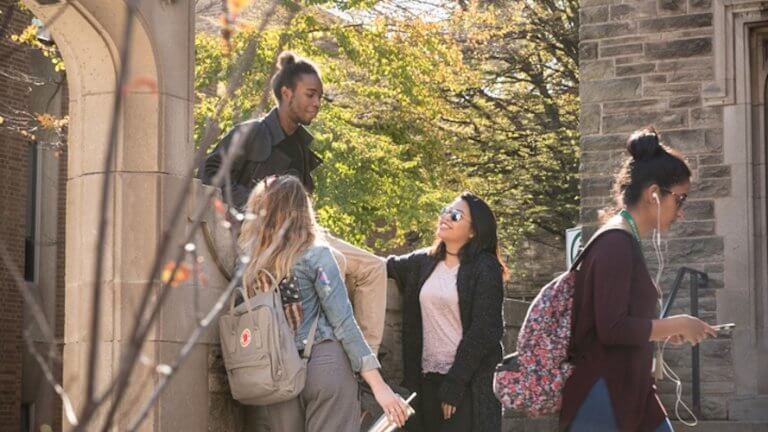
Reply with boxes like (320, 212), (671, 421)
(493, 217), (632, 417)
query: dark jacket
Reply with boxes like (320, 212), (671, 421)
(199, 108), (323, 209)
(560, 231), (665, 432)
(387, 249), (504, 432)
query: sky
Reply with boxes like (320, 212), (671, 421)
(328, 0), (455, 24)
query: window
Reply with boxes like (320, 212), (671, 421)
(24, 143), (39, 282)
(20, 402), (33, 432)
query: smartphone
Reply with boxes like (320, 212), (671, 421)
(713, 323), (735, 332)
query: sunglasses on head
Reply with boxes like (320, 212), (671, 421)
(661, 188), (688, 209)
(440, 206), (465, 222)
(264, 174), (281, 188)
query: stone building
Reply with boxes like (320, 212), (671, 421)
(0, 0), (214, 430)
(1, 0), (767, 431)
(0, 1), (395, 430)
(579, 0), (768, 428)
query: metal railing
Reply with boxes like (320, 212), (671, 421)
(660, 266), (708, 417)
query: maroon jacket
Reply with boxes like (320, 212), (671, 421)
(560, 230), (667, 431)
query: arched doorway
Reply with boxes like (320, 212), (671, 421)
(10, 0), (205, 430)
(753, 26), (768, 376)
(709, 8), (768, 418)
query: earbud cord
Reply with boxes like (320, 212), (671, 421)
(654, 197), (698, 427)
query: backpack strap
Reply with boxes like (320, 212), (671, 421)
(569, 215), (636, 273)
(301, 313), (320, 359)
(567, 214), (637, 363)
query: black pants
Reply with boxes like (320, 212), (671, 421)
(411, 373), (472, 432)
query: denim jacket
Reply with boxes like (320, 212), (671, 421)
(290, 244), (380, 373)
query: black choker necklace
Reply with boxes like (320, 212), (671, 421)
(445, 250), (459, 256)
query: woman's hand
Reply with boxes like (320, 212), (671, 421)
(652, 315), (716, 344)
(360, 368), (409, 427)
(674, 315), (716, 345)
(666, 334), (686, 345)
(442, 402), (456, 420)
(371, 383), (409, 427)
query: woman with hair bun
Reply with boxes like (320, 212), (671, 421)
(559, 126), (716, 432)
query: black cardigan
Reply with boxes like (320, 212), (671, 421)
(387, 249), (504, 432)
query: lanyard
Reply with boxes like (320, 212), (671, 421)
(619, 209), (662, 377)
(619, 209), (641, 242)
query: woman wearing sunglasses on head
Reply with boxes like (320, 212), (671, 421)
(560, 126), (716, 432)
(387, 192), (508, 432)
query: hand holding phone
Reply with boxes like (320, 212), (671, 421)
(712, 323), (735, 332)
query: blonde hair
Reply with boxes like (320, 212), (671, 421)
(238, 176), (318, 293)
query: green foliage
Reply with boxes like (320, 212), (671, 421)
(195, 8), (471, 251)
(195, 0), (581, 262)
(444, 0), (581, 251)
(11, 23), (65, 71)
(0, 3), (68, 142)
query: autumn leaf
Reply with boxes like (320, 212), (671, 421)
(35, 113), (69, 131)
(213, 199), (226, 216)
(227, 0), (251, 18)
(161, 261), (192, 288)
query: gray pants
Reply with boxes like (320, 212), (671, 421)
(264, 340), (361, 432)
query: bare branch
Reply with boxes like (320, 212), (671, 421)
(23, 327), (79, 427)
(0, 242), (56, 350)
(98, 1), (294, 428)
(125, 262), (246, 431)
(0, 67), (46, 85)
(0, 242), (75, 425)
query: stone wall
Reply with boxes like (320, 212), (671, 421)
(578, 0), (733, 420)
(208, 344), (246, 431)
(507, 232), (568, 300)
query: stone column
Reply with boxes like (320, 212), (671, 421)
(21, 0), (227, 430)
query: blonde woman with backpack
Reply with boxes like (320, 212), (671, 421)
(238, 175), (408, 431)
(561, 127), (716, 432)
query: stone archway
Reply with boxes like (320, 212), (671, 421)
(704, 1), (768, 419)
(17, 1), (209, 430)
(749, 26), (768, 396)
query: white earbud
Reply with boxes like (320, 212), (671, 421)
(652, 192), (660, 204)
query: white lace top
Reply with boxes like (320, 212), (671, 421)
(420, 261), (462, 374)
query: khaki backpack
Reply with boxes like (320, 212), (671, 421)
(219, 269), (319, 405)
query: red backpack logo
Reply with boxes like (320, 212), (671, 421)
(493, 222), (630, 417)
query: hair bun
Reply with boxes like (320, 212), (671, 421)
(626, 127), (663, 161)
(276, 51), (297, 70)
